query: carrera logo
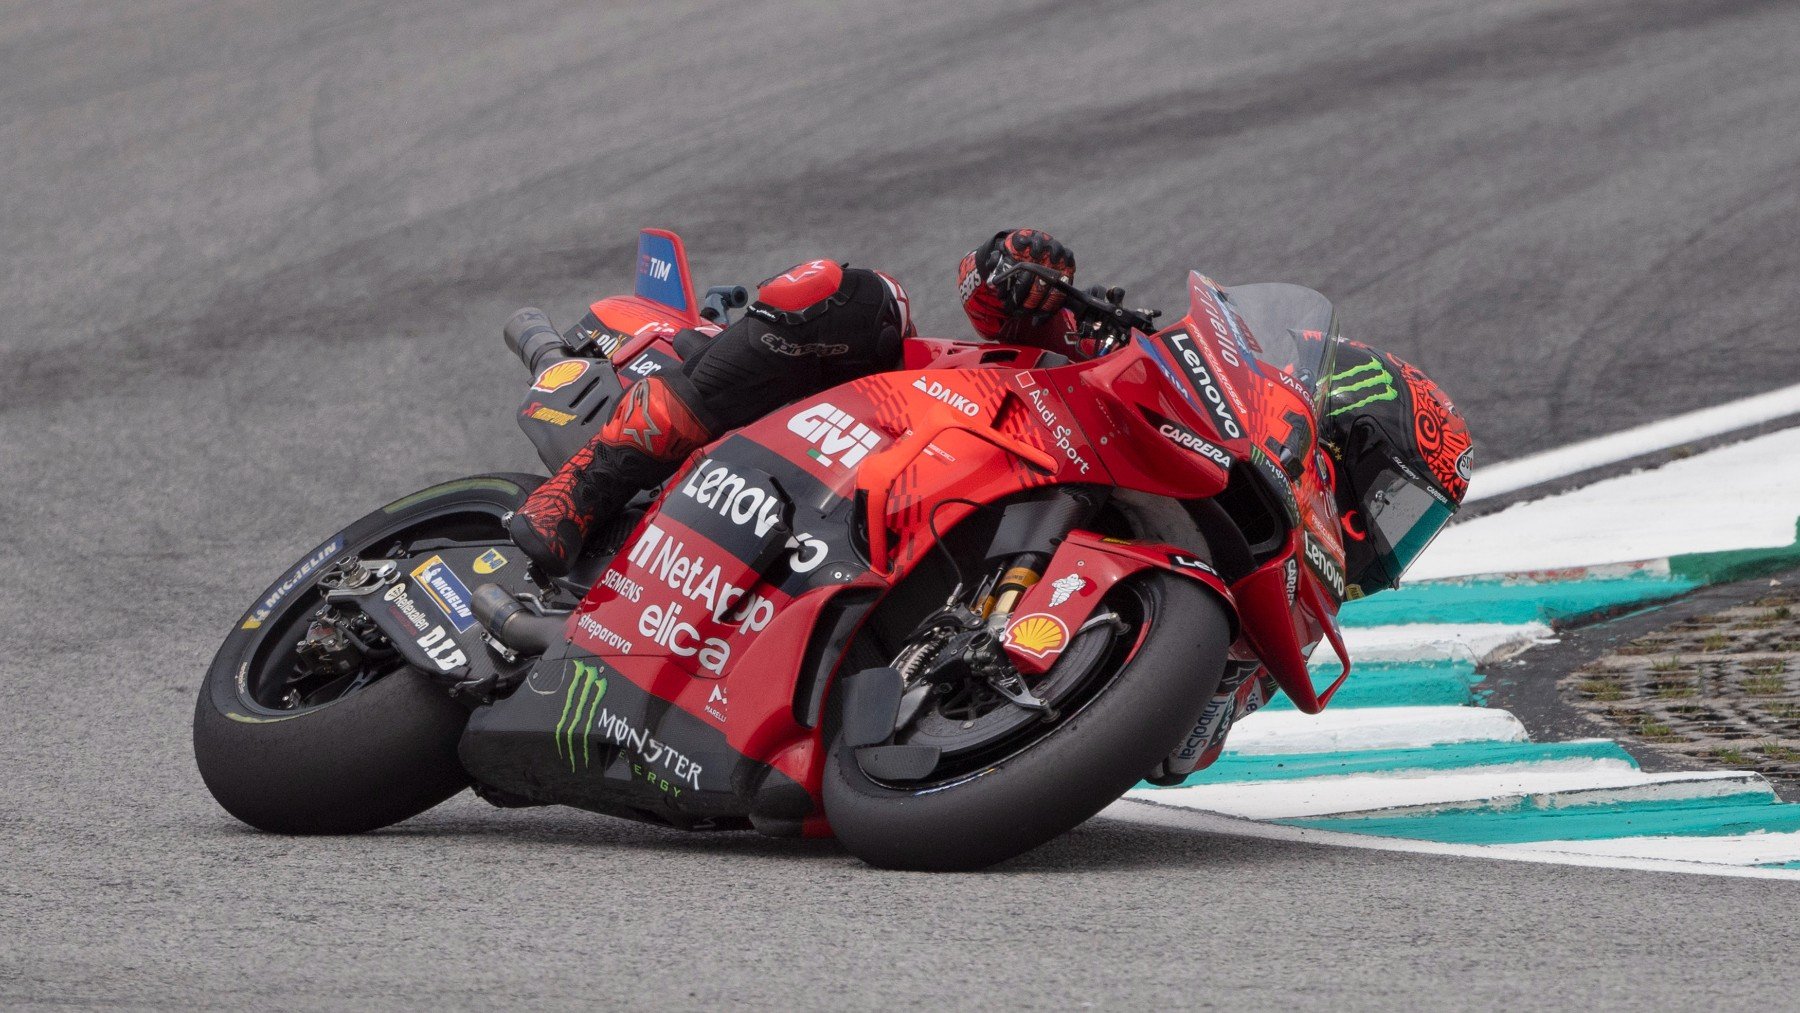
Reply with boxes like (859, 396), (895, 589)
(1162, 331), (1243, 440)
(1142, 408), (1232, 469)
(1303, 533), (1346, 600)
(787, 403), (881, 469)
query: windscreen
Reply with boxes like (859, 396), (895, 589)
(1219, 282), (1340, 413)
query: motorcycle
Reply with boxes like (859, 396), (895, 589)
(194, 228), (1365, 870)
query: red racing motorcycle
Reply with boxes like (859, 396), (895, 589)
(195, 229), (1378, 870)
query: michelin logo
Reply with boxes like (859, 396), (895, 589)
(241, 538), (344, 630)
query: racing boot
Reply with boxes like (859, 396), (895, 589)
(507, 373), (715, 577)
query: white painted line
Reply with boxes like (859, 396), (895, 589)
(1465, 381), (1800, 502)
(1226, 705), (1528, 754)
(1315, 771), (1772, 822)
(1129, 767), (1751, 820)
(1510, 830), (1800, 867)
(1319, 622), (1552, 666)
(1105, 798), (1800, 881)
(1411, 426), (1800, 581)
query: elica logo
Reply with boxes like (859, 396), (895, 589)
(627, 524), (779, 634)
(787, 403), (880, 468)
(679, 461), (828, 572)
(638, 601), (730, 674)
(912, 377), (980, 417)
(1164, 332), (1243, 440)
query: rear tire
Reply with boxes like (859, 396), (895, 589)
(823, 572), (1230, 870)
(193, 474), (539, 834)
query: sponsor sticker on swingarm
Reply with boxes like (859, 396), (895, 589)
(410, 554), (477, 633)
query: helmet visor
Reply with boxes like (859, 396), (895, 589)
(1357, 459), (1456, 589)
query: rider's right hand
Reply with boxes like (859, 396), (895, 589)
(983, 228), (1076, 315)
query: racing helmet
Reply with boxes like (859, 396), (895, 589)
(1323, 342), (1473, 596)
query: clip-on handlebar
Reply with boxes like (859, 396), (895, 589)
(990, 259), (1162, 352)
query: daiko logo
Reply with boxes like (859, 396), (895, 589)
(787, 403), (881, 468)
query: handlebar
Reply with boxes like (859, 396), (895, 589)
(989, 260), (1162, 345)
(502, 307), (571, 375)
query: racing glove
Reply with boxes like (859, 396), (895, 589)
(959, 228), (1080, 346)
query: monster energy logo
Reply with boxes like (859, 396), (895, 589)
(553, 660), (607, 771)
(1328, 358), (1399, 416)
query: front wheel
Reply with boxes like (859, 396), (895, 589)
(823, 572), (1231, 870)
(193, 474), (541, 834)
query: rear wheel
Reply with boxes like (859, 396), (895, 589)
(193, 474), (540, 834)
(823, 571), (1231, 871)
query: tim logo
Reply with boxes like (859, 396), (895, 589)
(787, 403), (881, 469)
(640, 254), (673, 282)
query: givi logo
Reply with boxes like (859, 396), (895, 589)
(787, 403), (881, 469)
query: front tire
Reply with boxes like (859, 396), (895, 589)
(823, 572), (1231, 870)
(193, 474), (539, 834)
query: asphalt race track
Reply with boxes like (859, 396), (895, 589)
(6, 1), (1800, 1007)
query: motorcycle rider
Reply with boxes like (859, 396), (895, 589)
(506, 228), (1472, 597)
(507, 228), (1081, 576)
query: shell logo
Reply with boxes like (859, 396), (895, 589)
(1004, 613), (1070, 660)
(532, 359), (591, 394)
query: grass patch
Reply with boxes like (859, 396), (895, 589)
(1702, 632), (1729, 652)
(1712, 748), (1753, 765)
(1639, 718), (1675, 739)
(1650, 655), (1686, 672)
(1743, 675), (1788, 695)
(1577, 680), (1624, 701)
(1759, 744), (1800, 763)
(1654, 682), (1697, 699)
